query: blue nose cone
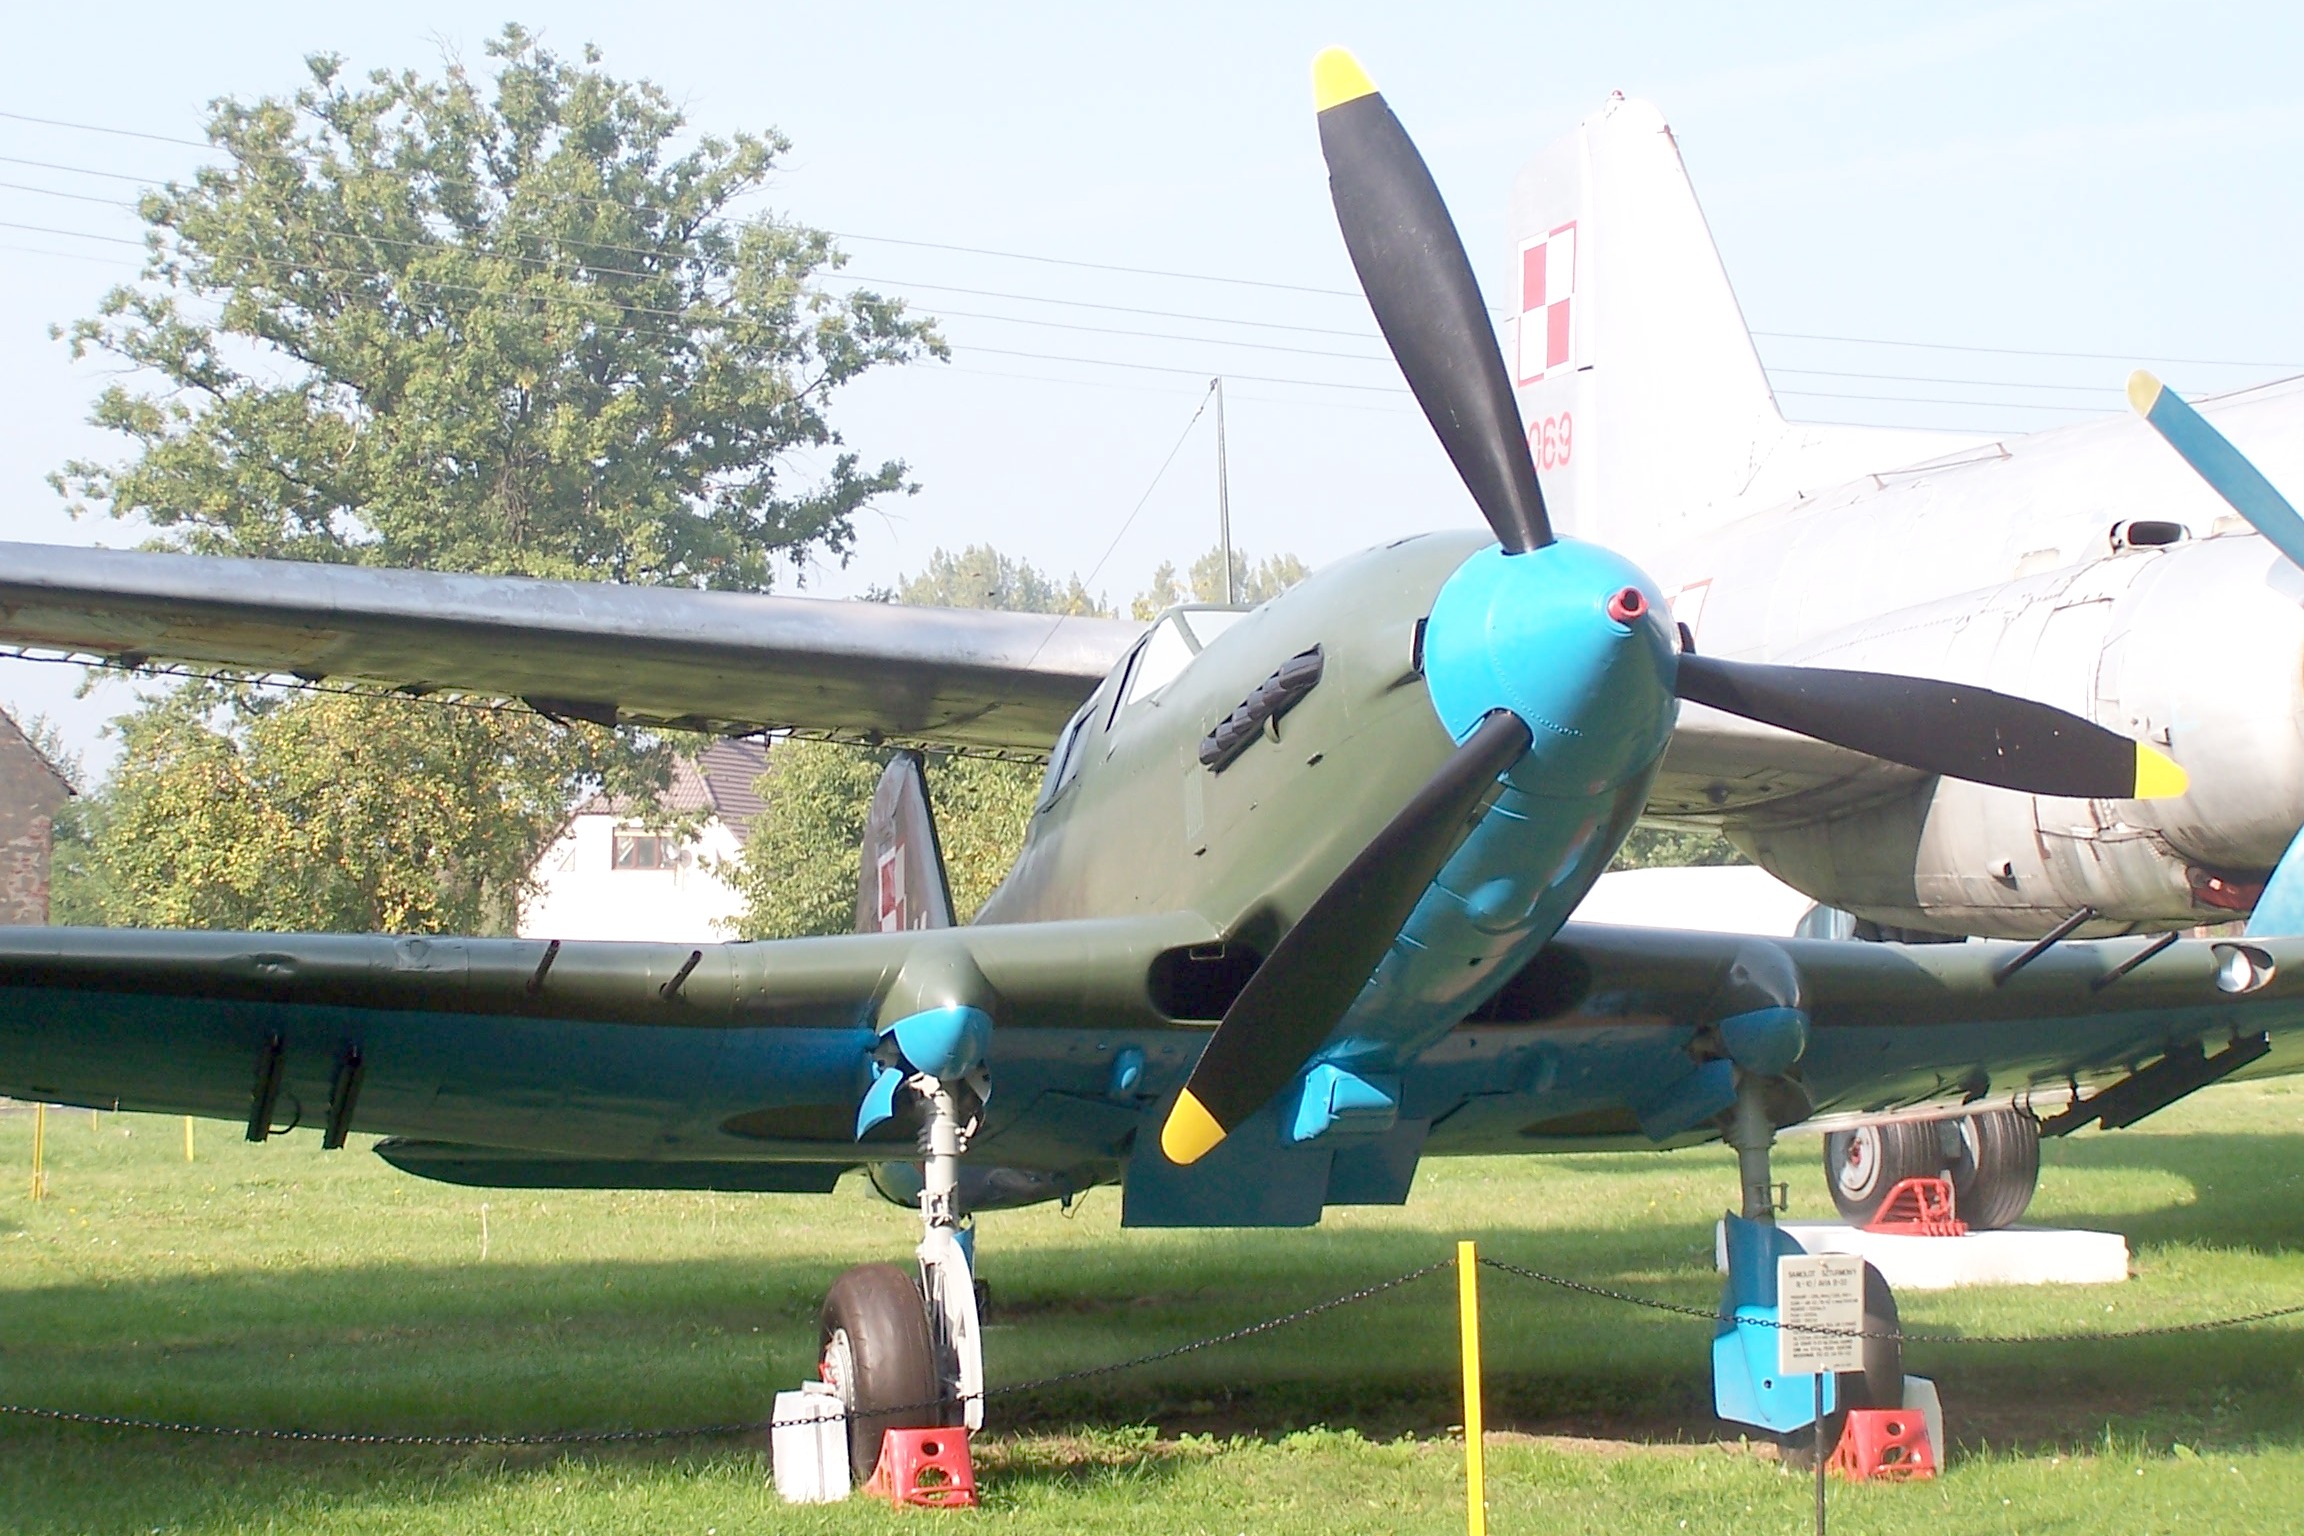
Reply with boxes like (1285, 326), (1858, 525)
(1422, 540), (1678, 794)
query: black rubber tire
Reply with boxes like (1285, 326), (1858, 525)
(1823, 1120), (1944, 1224)
(818, 1263), (944, 1481)
(1780, 1262), (1903, 1469)
(1949, 1108), (2041, 1230)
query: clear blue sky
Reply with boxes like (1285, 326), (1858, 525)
(5, 1), (2301, 770)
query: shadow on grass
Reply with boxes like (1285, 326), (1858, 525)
(5, 1127), (2304, 1521)
(3, 1242), (2299, 1439)
(2037, 1131), (2304, 1254)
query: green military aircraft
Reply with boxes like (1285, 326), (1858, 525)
(4, 48), (2303, 1469)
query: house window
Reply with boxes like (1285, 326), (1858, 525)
(612, 831), (671, 870)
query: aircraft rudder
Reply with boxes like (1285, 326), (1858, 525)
(1507, 94), (1786, 552)
(856, 752), (957, 934)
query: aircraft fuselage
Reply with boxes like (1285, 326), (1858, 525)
(1643, 378), (2304, 938)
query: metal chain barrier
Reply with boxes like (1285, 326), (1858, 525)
(11, 1246), (2300, 1447)
(1478, 1254), (2304, 1344)
(0, 1259), (1451, 1448)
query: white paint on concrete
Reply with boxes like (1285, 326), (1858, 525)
(1715, 1219), (2130, 1290)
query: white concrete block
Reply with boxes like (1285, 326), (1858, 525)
(771, 1384), (849, 1503)
(1714, 1221), (2129, 1290)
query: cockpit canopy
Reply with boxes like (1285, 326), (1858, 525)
(1035, 605), (1254, 811)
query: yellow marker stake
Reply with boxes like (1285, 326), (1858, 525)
(184, 1116), (196, 1163)
(30, 1102), (46, 1203)
(1457, 1240), (1486, 1536)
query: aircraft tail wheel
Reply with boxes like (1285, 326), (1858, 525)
(1779, 1262), (1903, 1469)
(818, 1262), (946, 1481)
(1950, 1107), (2042, 1230)
(1823, 1119), (1939, 1224)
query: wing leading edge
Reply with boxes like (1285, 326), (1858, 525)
(0, 542), (1145, 754)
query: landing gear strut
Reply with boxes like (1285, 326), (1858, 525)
(1716, 1069), (1902, 1462)
(826, 999), (991, 1482)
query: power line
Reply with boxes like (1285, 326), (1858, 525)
(0, 179), (136, 208)
(0, 215), (1420, 400)
(1776, 388), (2103, 414)
(1034, 382), (1219, 660)
(0, 219), (140, 247)
(824, 229), (1362, 301)
(964, 345), (1405, 395)
(0, 201), (1387, 366)
(0, 109), (209, 150)
(1755, 329), (2304, 372)
(926, 305), (1387, 363)
(0, 150), (1391, 348)
(1770, 367), (2134, 396)
(943, 363), (1412, 415)
(0, 108), (1369, 302)
(0, 164), (1385, 353)
(834, 275), (1380, 340)
(0, 154), (154, 184)
(6, 141), (2297, 377)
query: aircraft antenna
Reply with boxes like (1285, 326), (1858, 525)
(1214, 375), (1235, 603)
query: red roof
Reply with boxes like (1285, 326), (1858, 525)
(572, 738), (769, 836)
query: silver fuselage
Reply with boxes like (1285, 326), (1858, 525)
(1642, 376), (2304, 938)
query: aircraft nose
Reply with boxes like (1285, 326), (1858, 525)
(1420, 540), (1679, 796)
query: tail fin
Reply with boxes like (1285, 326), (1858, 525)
(856, 752), (955, 934)
(1508, 96), (1972, 557)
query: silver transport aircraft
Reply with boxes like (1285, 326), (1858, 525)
(1510, 93), (2304, 947)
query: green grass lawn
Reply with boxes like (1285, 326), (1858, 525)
(5, 1080), (2304, 1532)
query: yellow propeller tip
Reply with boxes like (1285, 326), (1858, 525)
(1313, 47), (1378, 112)
(2127, 369), (2164, 416)
(1160, 1088), (1227, 1166)
(2134, 742), (2189, 800)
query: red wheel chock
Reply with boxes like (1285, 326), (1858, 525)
(864, 1425), (978, 1508)
(1828, 1407), (1937, 1481)
(1864, 1175), (1967, 1236)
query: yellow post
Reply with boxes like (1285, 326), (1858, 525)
(184, 1116), (196, 1163)
(1458, 1239), (1486, 1536)
(30, 1102), (47, 1202)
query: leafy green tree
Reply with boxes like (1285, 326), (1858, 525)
(56, 26), (938, 585)
(723, 737), (888, 940)
(1132, 546), (1309, 620)
(54, 29), (938, 933)
(1607, 824), (1749, 872)
(60, 686), (623, 934)
(896, 545), (1105, 617)
(727, 547), (1108, 938)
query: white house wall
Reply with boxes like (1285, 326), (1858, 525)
(519, 814), (751, 942)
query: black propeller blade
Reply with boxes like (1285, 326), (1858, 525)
(1676, 654), (2189, 801)
(1314, 49), (1552, 554)
(1160, 709), (1533, 1165)
(1163, 47), (2198, 1170)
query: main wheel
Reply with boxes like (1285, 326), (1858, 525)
(818, 1263), (944, 1481)
(1823, 1120), (1943, 1224)
(1948, 1108), (2041, 1230)
(1780, 1262), (1903, 1468)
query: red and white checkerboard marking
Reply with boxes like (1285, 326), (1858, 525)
(877, 844), (906, 932)
(1517, 221), (1576, 384)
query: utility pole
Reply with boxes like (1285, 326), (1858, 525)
(1213, 376), (1235, 604)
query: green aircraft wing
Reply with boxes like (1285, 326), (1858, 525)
(0, 915), (1217, 1182)
(0, 542), (1144, 754)
(3, 915), (2301, 1217)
